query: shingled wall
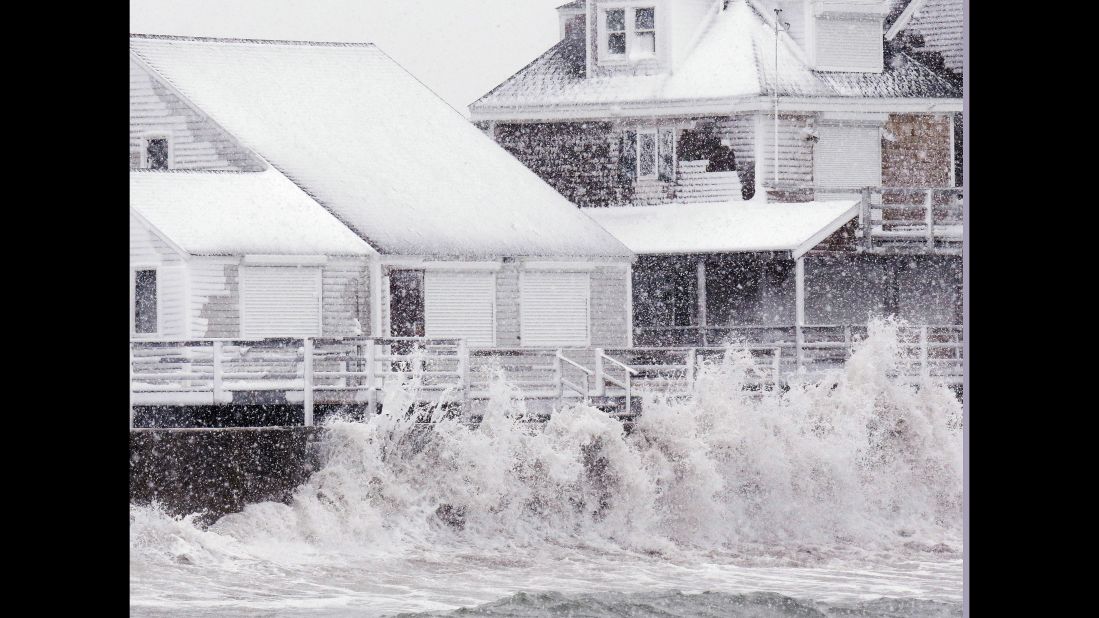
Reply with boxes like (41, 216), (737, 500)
(493, 122), (633, 207)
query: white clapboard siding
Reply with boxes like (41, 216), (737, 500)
(424, 271), (496, 347)
(240, 266), (323, 338)
(814, 124), (881, 190)
(814, 17), (883, 72)
(520, 272), (590, 347)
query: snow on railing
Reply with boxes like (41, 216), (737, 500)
(859, 187), (963, 252)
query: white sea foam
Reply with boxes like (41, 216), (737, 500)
(130, 318), (963, 616)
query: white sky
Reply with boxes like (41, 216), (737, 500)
(130, 0), (568, 116)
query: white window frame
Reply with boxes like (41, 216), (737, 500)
(239, 265), (324, 339)
(598, 2), (658, 66)
(633, 126), (675, 180)
(519, 270), (591, 348)
(140, 132), (173, 170)
(130, 265), (161, 338)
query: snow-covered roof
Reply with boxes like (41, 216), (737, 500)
(885, 0), (963, 74)
(583, 200), (860, 258)
(472, 0), (958, 117)
(130, 170), (376, 256)
(129, 35), (632, 259)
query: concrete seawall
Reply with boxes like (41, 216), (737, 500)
(130, 427), (321, 519)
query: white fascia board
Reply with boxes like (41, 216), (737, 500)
(818, 111), (890, 122)
(380, 256), (504, 271)
(242, 254), (328, 265)
(471, 96), (961, 122)
(521, 261), (597, 271)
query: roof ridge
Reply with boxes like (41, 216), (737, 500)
(129, 33), (376, 48)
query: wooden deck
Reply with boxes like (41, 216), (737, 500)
(131, 326), (963, 427)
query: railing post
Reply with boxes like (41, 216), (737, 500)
(212, 340), (223, 405)
(687, 348), (697, 389)
(771, 347), (781, 391)
(129, 342), (134, 430)
(861, 187), (873, 250)
(365, 339), (377, 412)
(457, 339), (470, 400)
(303, 338), (314, 427)
(553, 350), (564, 399)
(925, 189), (935, 249)
(594, 348), (606, 397)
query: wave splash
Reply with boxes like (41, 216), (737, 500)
(130, 318), (963, 608)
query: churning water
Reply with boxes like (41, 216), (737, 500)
(129, 320), (963, 616)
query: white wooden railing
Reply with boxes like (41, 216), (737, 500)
(130, 327), (962, 428)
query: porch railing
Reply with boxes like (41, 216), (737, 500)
(130, 327), (962, 428)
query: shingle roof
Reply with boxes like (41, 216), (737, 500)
(472, 0), (958, 116)
(130, 169), (375, 256)
(886, 0), (963, 74)
(557, 0), (585, 9)
(130, 35), (632, 258)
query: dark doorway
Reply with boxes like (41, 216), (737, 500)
(388, 270), (424, 338)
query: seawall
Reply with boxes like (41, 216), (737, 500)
(129, 426), (321, 519)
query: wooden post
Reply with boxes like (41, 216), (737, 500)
(553, 350), (563, 399)
(457, 339), (470, 400)
(795, 257), (806, 372)
(594, 348), (606, 397)
(212, 340), (223, 405)
(771, 347), (781, 391)
(365, 339), (377, 413)
(129, 342), (134, 430)
(925, 189), (935, 249)
(687, 348), (697, 389)
(303, 338), (314, 427)
(696, 258), (708, 346)
(861, 187), (873, 250)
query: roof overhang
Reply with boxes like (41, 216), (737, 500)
(470, 95), (961, 122)
(582, 200), (860, 259)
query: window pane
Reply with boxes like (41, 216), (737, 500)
(658, 128), (675, 181)
(608, 32), (626, 54)
(134, 270), (157, 334)
(606, 9), (625, 32)
(639, 133), (656, 177)
(146, 138), (169, 170)
(636, 31), (656, 53)
(635, 7), (655, 30)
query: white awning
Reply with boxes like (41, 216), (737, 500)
(582, 200), (860, 259)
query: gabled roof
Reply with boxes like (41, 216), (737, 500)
(557, 0), (585, 9)
(130, 169), (375, 256)
(129, 35), (632, 259)
(472, 0), (958, 118)
(885, 0), (963, 74)
(583, 200), (860, 259)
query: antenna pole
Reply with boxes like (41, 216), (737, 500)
(774, 8), (781, 187)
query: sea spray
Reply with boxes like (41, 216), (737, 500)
(130, 318), (963, 613)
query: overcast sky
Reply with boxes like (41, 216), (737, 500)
(130, 0), (567, 116)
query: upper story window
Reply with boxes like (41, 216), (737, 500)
(600, 4), (657, 63)
(621, 127), (676, 181)
(142, 135), (171, 170)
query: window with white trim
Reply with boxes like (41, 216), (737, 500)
(625, 127), (676, 180)
(142, 135), (171, 170)
(133, 269), (158, 335)
(600, 4), (657, 63)
(520, 271), (590, 347)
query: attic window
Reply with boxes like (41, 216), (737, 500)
(600, 5), (656, 63)
(143, 136), (170, 170)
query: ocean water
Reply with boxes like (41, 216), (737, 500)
(130, 320), (963, 616)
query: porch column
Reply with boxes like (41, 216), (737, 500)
(795, 256), (805, 370)
(369, 258), (383, 337)
(696, 258), (708, 345)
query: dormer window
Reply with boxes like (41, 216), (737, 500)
(142, 134), (171, 170)
(600, 4), (657, 64)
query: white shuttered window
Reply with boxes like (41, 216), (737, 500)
(814, 124), (881, 191)
(240, 266), (322, 338)
(424, 271), (496, 347)
(520, 272), (590, 347)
